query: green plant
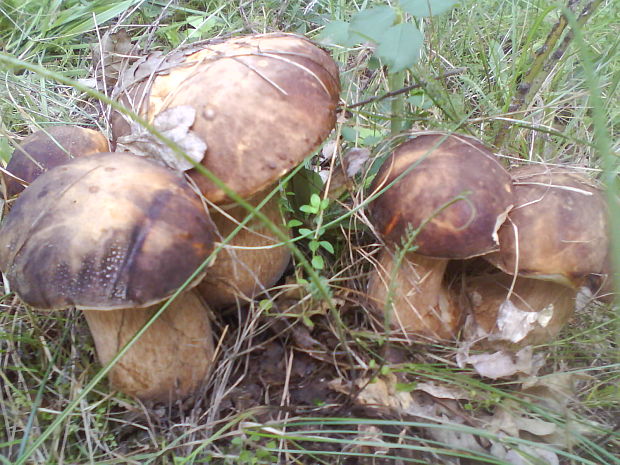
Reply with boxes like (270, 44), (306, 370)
(319, 0), (458, 133)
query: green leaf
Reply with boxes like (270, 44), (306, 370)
(349, 6), (396, 43)
(298, 228), (313, 237)
(319, 241), (335, 254)
(408, 93), (434, 109)
(311, 255), (325, 269)
(310, 193), (321, 208)
(287, 219), (303, 228)
(299, 204), (319, 214)
(400, 0), (458, 17)
(341, 126), (357, 142)
(288, 167), (324, 213)
(376, 22), (423, 73)
(318, 20), (358, 47)
(309, 240), (320, 253)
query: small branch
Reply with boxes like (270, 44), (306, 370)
(344, 67), (466, 109)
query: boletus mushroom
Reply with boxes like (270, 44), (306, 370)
(1, 125), (109, 198)
(367, 132), (514, 340)
(464, 164), (610, 344)
(486, 164), (609, 288)
(0, 153), (217, 401)
(111, 33), (341, 307)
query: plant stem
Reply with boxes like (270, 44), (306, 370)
(389, 70), (406, 135)
(494, 0), (604, 147)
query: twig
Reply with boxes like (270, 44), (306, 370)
(344, 67), (467, 109)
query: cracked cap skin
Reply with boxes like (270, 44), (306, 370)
(0, 152), (217, 310)
(370, 132), (514, 259)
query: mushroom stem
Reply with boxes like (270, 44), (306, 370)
(367, 249), (462, 340)
(83, 290), (214, 402)
(198, 186), (290, 308)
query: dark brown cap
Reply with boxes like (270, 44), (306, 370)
(485, 164), (609, 288)
(0, 152), (216, 310)
(2, 126), (109, 198)
(112, 33), (340, 203)
(370, 132), (513, 259)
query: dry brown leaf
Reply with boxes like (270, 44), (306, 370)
(414, 381), (470, 400)
(92, 29), (139, 87)
(344, 147), (371, 178)
(328, 373), (414, 411)
(116, 105), (207, 171)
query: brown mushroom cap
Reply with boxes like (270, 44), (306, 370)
(2, 126), (109, 198)
(112, 33), (340, 203)
(0, 152), (217, 310)
(485, 165), (609, 288)
(370, 132), (513, 259)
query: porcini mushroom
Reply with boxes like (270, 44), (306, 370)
(1, 125), (109, 198)
(0, 153), (217, 401)
(467, 164), (610, 344)
(485, 164), (609, 288)
(367, 132), (514, 340)
(111, 33), (340, 307)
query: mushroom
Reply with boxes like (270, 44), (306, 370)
(485, 164), (609, 288)
(111, 33), (341, 307)
(199, 186), (292, 308)
(367, 132), (514, 340)
(1, 125), (109, 198)
(0, 153), (217, 401)
(465, 164), (610, 344)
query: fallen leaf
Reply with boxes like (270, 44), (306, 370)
(328, 373), (414, 411)
(494, 300), (553, 343)
(458, 347), (545, 379)
(116, 105), (207, 171)
(415, 381), (470, 400)
(504, 445), (559, 465)
(344, 147), (371, 178)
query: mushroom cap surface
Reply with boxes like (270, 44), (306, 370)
(112, 33), (340, 203)
(3, 126), (109, 198)
(0, 152), (217, 310)
(370, 132), (513, 259)
(485, 164), (609, 287)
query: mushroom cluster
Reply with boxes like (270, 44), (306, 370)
(367, 132), (611, 346)
(0, 33), (340, 401)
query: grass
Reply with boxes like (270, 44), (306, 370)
(1, 0), (619, 464)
